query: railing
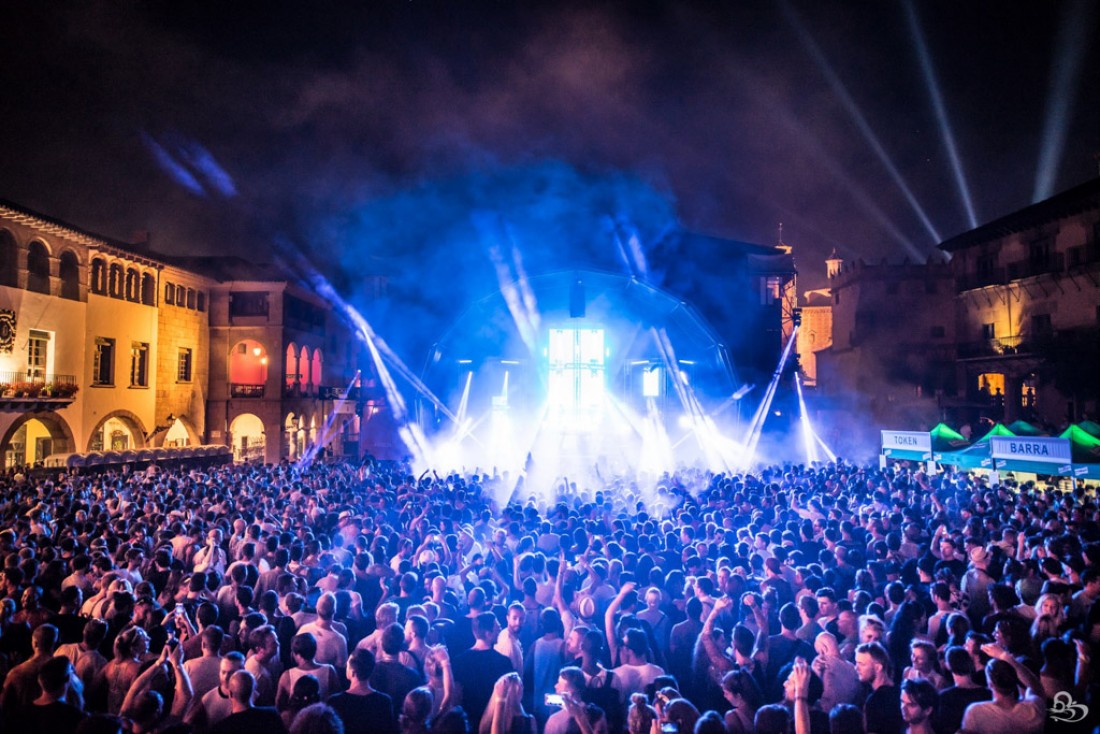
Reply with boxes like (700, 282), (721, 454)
(234, 444), (266, 462)
(956, 268), (1006, 291)
(319, 386), (361, 400)
(0, 371), (76, 385)
(284, 382), (323, 398)
(957, 332), (1055, 359)
(0, 372), (79, 399)
(1006, 252), (1065, 280)
(230, 383), (265, 398)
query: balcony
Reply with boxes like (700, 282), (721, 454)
(230, 383), (265, 398)
(0, 372), (79, 411)
(283, 382), (318, 398)
(1006, 253), (1065, 280)
(956, 267), (1006, 292)
(319, 385), (361, 400)
(958, 332), (1055, 359)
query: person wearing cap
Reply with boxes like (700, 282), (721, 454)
(962, 544), (995, 626)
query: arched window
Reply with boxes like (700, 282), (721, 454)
(175, 284), (185, 305)
(109, 263), (124, 298)
(164, 282), (175, 304)
(186, 288), (196, 309)
(300, 346), (311, 387)
(311, 349), (323, 388)
(141, 273), (155, 305)
(91, 258), (107, 294)
(125, 268), (140, 302)
(59, 251), (80, 300)
(285, 344), (299, 389)
(197, 292), (206, 312)
(26, 241), (50, 294)
(0, 230), (17, 287)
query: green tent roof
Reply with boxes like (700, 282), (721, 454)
(1060, 424), (1100, 464)
(1077, 420), (1100, 438)
(1006, 420), (1043, 436)
(930, 423), (969, 451)
(976, 423), (1015, 442)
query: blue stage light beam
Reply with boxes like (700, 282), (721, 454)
(1033, 0), (1094, 202)
(904, 1), (978, 228)
(296, 371), (361, 470)
(742, 326), (799, 468)
(814, 430), (838, 463)
(794, 372), (818, 465)
(782, 1), (943, 245)
(478, 214), (541, 356)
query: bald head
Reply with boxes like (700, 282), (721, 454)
(228, 669), (255, 705)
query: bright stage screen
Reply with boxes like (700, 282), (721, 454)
(547, 328), (605, 426)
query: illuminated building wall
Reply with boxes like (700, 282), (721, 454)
(942, 177), (1100, 425)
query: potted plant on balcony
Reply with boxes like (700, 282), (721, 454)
(0, 383), (10, 398)
(11, 382), (42, 398)
(51, 383), (80, 398)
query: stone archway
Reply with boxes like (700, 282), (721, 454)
(0, 411), (76, 467)
(86, 410), (148, 452)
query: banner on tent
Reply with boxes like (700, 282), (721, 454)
(990, 436), (1071, 464)
(881, 431), (931, 452)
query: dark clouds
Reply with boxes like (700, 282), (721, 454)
(1, 0), (1098, 299)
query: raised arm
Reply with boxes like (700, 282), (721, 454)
(605, 582), (636, 664)
(122, 647), (171, 716)
(982, 643), (1043, 698)
(167, 642), (194, 719)
(790, 657), (812, 734)
(749, 597), (770, 666)
(700, 597), (735, 673)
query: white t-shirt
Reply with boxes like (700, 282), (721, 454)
(961, 696), (1046, 734)
(610, 662), (664, 702)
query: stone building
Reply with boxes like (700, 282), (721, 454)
(941, 176), (1100, 427)
(0, 201), (370, 467)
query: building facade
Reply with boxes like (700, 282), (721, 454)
(809, 177), (1100, 451)
(941, 177), (1100, 427)
(0, 202), (370, 468)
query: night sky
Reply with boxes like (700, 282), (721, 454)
(1, 1), (1098, 320)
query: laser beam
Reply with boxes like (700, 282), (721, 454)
(904, 1), (978, 228)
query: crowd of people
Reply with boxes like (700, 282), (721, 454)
(0, 455), (1096, 734)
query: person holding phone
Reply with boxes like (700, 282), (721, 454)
(543, 667), (606, 734)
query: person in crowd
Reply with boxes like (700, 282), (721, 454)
(452, 612), (513, 728)
(0, 455), (1095, 734)
(854, 642), (902, 734)
(478, 671), (535, 734)
(22, 655), (86, 734)
(328, 648), (396, 734)
(210, 669), (287, 734)
(278, 633), (341, 710)
(370, 624), (423, 719)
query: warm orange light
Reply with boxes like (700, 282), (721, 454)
(260, 357), (268, 365)
(252, 347), (262, 356)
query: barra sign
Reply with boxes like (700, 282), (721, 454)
(881, 431), (931, 454)
(989, 436), (1071, 464)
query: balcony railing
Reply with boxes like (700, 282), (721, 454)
(956, 268), (1006, 291)
(319, 386), (361, 400)
(958, 332), (1055, 359)
(283, 382), (314, 398)
(1006, 253), (1065, 280)
(0, 372), (79, 400)
(230, 383), (265, 398)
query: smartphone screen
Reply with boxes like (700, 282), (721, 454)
(544, 693), (564, 707)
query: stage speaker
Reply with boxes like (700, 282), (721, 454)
(569, 278), (585, 318)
